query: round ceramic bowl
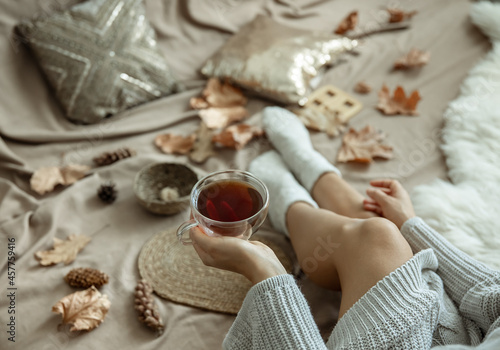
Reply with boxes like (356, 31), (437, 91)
(134, 163), (198, 215)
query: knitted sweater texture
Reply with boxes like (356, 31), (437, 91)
(223, 218), (500, 349)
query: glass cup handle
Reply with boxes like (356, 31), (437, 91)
(176, 219), (198, 245)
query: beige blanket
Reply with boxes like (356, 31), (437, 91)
(0, 0), (489, 348)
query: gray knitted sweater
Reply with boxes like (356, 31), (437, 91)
(223, 217), (500, 349)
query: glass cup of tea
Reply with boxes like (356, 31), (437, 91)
(177, 170), (269, 244)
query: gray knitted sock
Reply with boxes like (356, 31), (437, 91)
(263, 106), (341, 192)
(248, 151), (318, 236)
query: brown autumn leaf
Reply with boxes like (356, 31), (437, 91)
(30, 164), (90, 195)
(394, 48), (430, 70)
(335, 11), (358, 35)
(189, 97), (209, 110)
(376, 84), (421, 116)
(337, 125), (393, 163)
(155, 133), (196, 155)
(190, 79), (249, 131)
(52, 286), (111, 332)
(387, 8), (417, 23)
(199, 106), (248, 129)
(202, 78), (247, 107)
(212, 124), (264, 150)
(189, 122), (216, 163)
(35, 234), (92, 266)
(60, 164), (92, 185)
(292, 108), (346, 137)
(354, 81), (372, 94)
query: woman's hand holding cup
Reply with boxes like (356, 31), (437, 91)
(178, 170), (283, 285)
(189, 226), (287, 285)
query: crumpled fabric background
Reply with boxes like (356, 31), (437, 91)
(0, 0), (489, 349)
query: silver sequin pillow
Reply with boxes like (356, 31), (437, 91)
(201, 15), (358, 106)
(16, 0), (182, 124)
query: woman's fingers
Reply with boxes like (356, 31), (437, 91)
(363, 201), (378, 209)
(190, 228), (216, 265)
(189, 228), (287, 284)
(363, 202), (383, 215)
(248, 240), (267, 248)
(190, 226), (209, 246)
(370, 179), (403, 194)
(366, 188), (390, 203)
(369, 179), (394, 188)
(190, 227), (250, 256)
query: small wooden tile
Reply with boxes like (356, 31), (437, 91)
(305, 85), (363, 123)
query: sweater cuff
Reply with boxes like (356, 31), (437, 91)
(400, 216), (438, 253)
(400, 216), (424, 233)
(246, 274), (297, 299)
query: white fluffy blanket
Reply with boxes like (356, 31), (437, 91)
(412, 2), (500, 269)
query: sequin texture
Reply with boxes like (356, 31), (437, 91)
(201, 16), (358, 105)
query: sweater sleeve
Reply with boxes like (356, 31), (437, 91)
(223, 274), (328, 350)
(433, 327), (500, 350)
(400, 217), (500, 333)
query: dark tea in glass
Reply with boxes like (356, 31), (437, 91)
(197, 180), (264, 222)
(177, 170), (269, 243)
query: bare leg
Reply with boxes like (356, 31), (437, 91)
(287, 202), (413, 318)
(312, 172), (376, 219)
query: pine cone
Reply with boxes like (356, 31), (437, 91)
(134, 279), (164, 335)
(97, 182), (117, 203)
(64, 267), (109, 289)
(93, 148), (136, 166)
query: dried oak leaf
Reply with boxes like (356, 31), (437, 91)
(199, 106), (248, 129)
(155, 133), (196, 155)
(31, 164), (90, 195)
(189, 122), (216, 163)
(354, 81), (372, 94)
(60, 165), (91, 185)
(31, 167), (63, 195)
(202, 78), (247, 107)
(394, 48), (430, 70)
(212, 124), (264, 150)
(292, 108), (346, 137)
(335, 11), (358, 35)
(387, 8), (417, 23)
(189, 97), (210, 110)
(337, 125), (393, 163)
(52, 286), (111, 332)
(376, 85), (421, 116)
(35, 234), (92, 266)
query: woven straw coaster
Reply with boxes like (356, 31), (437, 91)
(138, 227), (293, 314)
